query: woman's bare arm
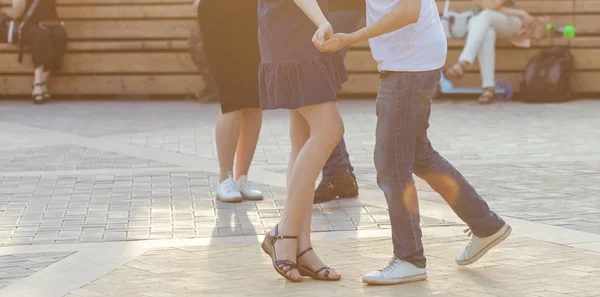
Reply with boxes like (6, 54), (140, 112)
(193, 0), (201, 10)
(293, 0), (329, 27)
(2, 0), (27, 19)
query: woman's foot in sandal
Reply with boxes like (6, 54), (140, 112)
(478, 87), (496, 104)
(296, 247), (341, 281)
(32, 83), (46, 104)
(41, 83), (51, 101)
(446, 61), (469, 79)
(262, 224), (302, 282)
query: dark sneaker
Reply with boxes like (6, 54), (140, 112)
(313, 175), (359, 204)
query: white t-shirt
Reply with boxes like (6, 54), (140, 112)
(367, 0), (447, 72)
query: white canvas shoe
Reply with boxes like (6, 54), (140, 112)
(237, 175), (263, 201)
(456, 223), (512, 266)
(362, 257), (427, 285)
(216, 172), (243, 203)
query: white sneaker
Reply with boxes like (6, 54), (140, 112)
(216, 172), (243, 203)
(456, 223), (512, 266)
(237, 175), (263, 201)
(362, 257), (427, 285)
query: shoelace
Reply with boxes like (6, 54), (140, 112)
(223, 179), (238, 193)
(239, 179), (256, 192)
(380, 257), (399, 273)
(464, 228), (477, 251)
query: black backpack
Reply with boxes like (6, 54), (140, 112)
(520, 46), (573, 102)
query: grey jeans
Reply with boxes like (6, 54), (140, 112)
(374, 69), (505, 268)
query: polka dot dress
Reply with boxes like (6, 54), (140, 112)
(258, 0), (348, 110)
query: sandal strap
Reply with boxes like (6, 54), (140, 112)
(275, 260), (297, 272)
(297, 247), (313, 260)
(33, 82), (46, 87)
(481, 89), (495, 99)
(266, 224), (297, 245)
(315, 266), (331, 278)
(267, 224), (297, 240)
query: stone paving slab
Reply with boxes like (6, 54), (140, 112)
(0, 170), (458, 246)
(350, 160), (600, 235)
(0, 100), (598, 297)
(0, 145), (173, 172)
(0, 251), (73, 289)
(104, 101), (600, 165)
(0, 101), (217, 138)
(63, 234), (600, 297)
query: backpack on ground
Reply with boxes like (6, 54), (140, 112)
(519, 46), (574, 102)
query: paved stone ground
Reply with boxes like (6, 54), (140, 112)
(64, 235), (600, 297)
(0, 99), (599, 296)
(0, 252), (72, 289)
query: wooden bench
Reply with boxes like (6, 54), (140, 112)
(1, 0), (599, 97)
(0, 0), (201, 97)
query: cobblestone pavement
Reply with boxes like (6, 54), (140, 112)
(0, 252), (72, 289)
(0, 99), (599, 296)
(64, 234), (600, 297)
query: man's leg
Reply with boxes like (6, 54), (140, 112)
(413, 109), (504, 236)
(412, 72), (510, 266)
(316, 138), (358, 203)
(362, 71), (436, 285)
(315, 9), (363, 204)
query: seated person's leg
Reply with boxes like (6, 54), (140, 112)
(477, 28), (497, 104)
(447, 9), (521, 79)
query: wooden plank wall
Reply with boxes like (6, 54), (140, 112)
(0, 0), (201, 96)
(0, 0), (599, 97)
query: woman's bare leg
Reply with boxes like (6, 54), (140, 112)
(234, 108), (263, 178)
(41, 71), (50, 83)
(269, 109), (310, 280)
(296, 102), (344, 279)
(41, 71), (51, 99)
(216, 110), (244, 182)
(32, 67), (44, 95)
(271, 101), (344, 279)
(287, 110), (310, 187)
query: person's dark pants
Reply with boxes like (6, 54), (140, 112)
(375, 69), (505, 268)
(322, 9), (364, 179)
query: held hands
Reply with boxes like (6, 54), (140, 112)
(312, 23), (358, 52)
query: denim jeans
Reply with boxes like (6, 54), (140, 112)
(374, 69), (505, 268)
(322, 9), (364, 179)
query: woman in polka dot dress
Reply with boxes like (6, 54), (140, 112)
(259, 0), (346, 282)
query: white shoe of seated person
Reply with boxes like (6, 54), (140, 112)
(216, 172), (243, 203)
(362, 256), (427, 285)
(237, 175), (263, 201)
(456, 223), (512, 266)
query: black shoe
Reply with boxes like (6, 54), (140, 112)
(314, 175), (359, 204)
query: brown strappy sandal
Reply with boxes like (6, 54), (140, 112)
(261, 224), (302, 282)
(478, 87), (496, 104)
(296, 247), (341, 281)
(446, 61), (468, 79)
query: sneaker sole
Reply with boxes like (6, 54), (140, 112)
(242, 195), (264, 201)
(216, 196), (243, 203)
(456, 224), (512, 266)
(363, 273), (427, 285)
